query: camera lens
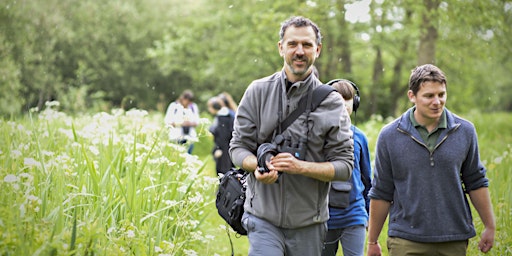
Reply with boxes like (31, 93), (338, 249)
(257, 143), (278, 173)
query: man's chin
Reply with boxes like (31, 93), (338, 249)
(291, 66), (309, 76)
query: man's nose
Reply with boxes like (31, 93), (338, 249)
(296, 44), (304, 55)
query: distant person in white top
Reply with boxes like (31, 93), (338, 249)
(164, 89), (200, 154)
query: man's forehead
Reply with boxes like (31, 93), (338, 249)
(282, 26), (317, 41)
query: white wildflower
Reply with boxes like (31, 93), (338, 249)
(162, 240), (174, 249)
(190, 231), (203, 240)
(126, 109), (148, 118)
(177, 185), (188, 194)
(188, 220), (199, 229)
(45, 101), (60, 108)
(26, 195), (40, 203)
(111, 108), (124, 117)
(11, 150), (22, 158)
(4, 174), (18, 183)
(24, 158), (42, 168)
(126, 230), (135, 238)
(188, 193), (203, 204)
(184, 249), (198, 256)
(107, 227), (116, 234)
(88, 145), (99, 156)
(42, 150), (54, 157)
(164, 200), (178, 207)
(19, 173), (32, 179)
(58, 128), (74, 140)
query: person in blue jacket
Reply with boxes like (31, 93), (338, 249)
(322, 79), (372, 256)
(366, 64), (495, 256)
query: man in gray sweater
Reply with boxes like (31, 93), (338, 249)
(367, 64), (495, 256)
(229, 16), (354, 255)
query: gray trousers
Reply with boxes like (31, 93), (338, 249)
(242, 212), (327, 256)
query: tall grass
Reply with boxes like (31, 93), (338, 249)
(0, 103), (218, 255)
(1, 104), (510, 255)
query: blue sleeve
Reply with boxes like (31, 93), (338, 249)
(355, 127), (372, 213)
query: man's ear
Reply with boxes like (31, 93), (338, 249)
(315, 43), (322, 58)
(278, 41), (284, 57)
(407, 90), (415, 103)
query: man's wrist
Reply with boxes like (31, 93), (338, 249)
(367, 241), (378, 245)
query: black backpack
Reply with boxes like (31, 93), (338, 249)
(215, 168), (248, 236)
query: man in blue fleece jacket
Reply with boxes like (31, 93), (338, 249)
(366, 64), (495, 256)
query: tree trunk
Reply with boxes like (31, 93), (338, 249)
(417, 0), (440, 65)
(390, 9), (413, 116)
(370, 46), (383, 115)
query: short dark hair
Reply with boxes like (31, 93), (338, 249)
(180, 89), (195, 101)
(279, 16), (322, 45)
(409, 64), (447, 95)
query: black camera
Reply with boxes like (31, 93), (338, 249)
(182, 126), (191, 135)
(257, 134), (307, 173)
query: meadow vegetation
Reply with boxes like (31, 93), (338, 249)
(0, 104), (510, 255)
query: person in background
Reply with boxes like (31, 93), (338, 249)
(322, 79), (372, 256)
(366, 64), (495, 256)
(164, 89), (200, 154)
(207, 96), (235, 175)
(218, 91), (238, 118)
(229, 16), (354, 255)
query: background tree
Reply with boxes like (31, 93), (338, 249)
(1, 0), (510, 118)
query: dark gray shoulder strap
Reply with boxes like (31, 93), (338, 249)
(280, 84), (335, 132)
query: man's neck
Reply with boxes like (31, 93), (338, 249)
(413, 110), (440, 133)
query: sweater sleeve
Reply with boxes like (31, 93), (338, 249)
(460, 122), (489, 192)
(229, 84), (259, 168)
(356, 128), (373, 212)
(315, 92), (354, 181)
(368, 124), (395, 202)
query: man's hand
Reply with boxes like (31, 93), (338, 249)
(254, 160), (279, 184)
(478, 227), (495, 253)
(270, 152), (302, 174)
(366, 243), (382, 256)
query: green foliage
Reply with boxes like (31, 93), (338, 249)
(1, 0), (511, 120)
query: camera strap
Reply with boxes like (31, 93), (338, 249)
(269, 84), (335, 142)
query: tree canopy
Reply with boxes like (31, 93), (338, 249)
(1, 0), (511, 119)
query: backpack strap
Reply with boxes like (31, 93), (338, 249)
(279, 84), (335, 132)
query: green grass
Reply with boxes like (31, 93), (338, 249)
(0, 105), (510, 255)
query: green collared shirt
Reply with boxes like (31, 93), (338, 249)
(409, 107), (447, 151)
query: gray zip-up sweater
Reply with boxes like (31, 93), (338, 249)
(369, 107), (488, 242)
(230, 70), (354, 228)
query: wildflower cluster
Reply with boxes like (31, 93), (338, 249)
(0, 102), (216, 255)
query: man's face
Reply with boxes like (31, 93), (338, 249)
(408, 81), (446, 124)
(278, 26), (321, 82)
